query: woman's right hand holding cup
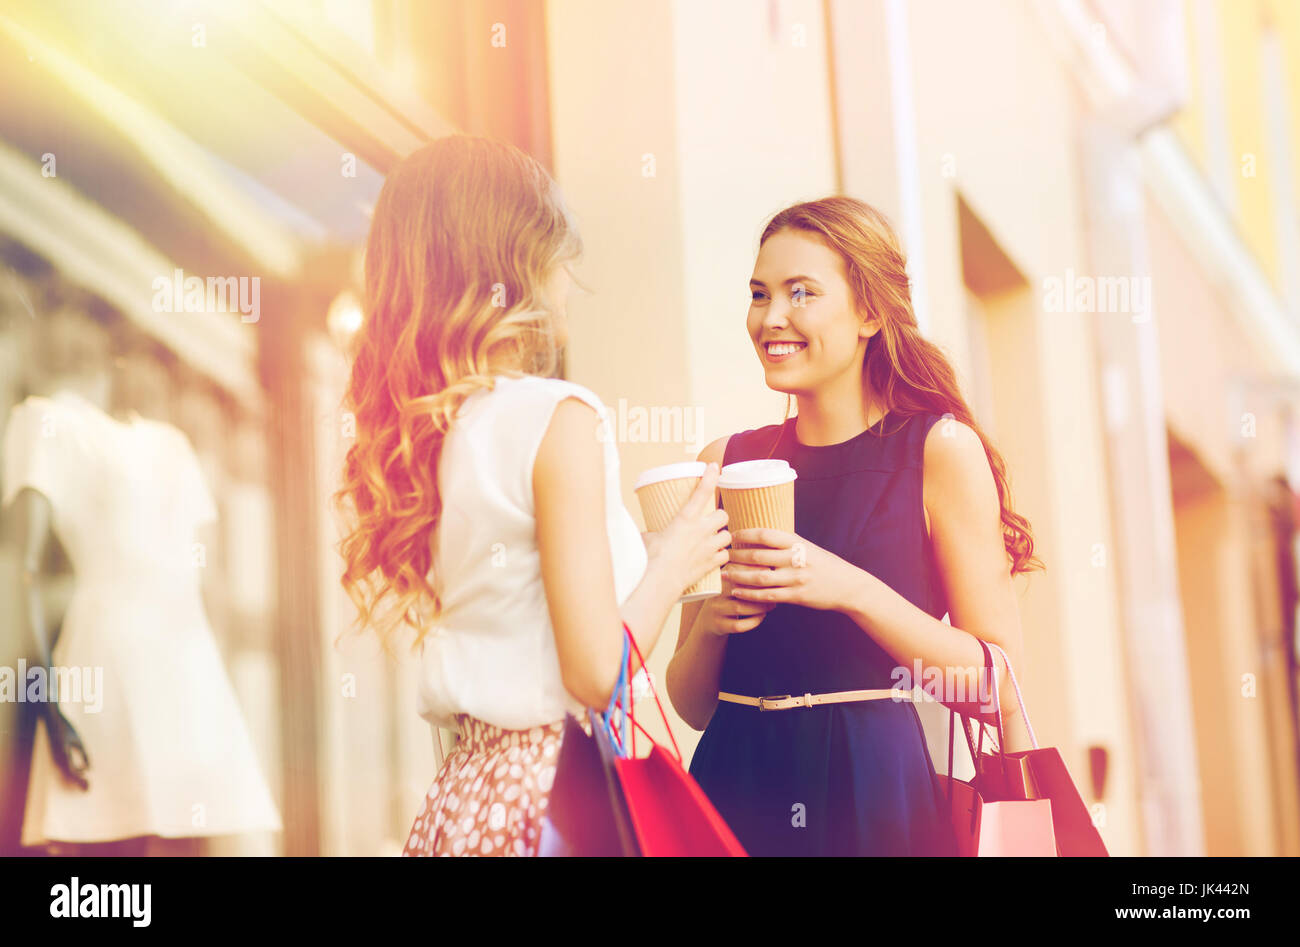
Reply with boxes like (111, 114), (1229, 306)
(651, 462), (731, 594)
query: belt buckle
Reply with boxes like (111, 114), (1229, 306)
(757, 694), (792, 711)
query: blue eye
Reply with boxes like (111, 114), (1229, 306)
(751, 290), (768, 302)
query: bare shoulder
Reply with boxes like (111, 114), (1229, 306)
(922, 416), (998, 534)
(543, 394), (602, 441)
(534, 395), (603, 481)
(923, 415), (987, 474)
(697, 435), (730, 467)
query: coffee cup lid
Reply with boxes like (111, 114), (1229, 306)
(634, 461), (708, 491)
(717, 459), (797, 489)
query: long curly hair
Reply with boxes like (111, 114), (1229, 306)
(336, 135), (582, 652)
(761, 196), (1041, 575)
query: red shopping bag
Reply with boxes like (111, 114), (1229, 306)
(614, 744), (746, 856)
(608, 625), (747, 857)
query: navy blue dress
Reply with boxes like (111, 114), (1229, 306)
(688, 411), (956, 856)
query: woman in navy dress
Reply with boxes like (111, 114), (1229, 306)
(667, 197), (1041, 856)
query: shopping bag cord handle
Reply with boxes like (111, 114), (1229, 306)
(622, 621), (683, 763)
(987, 641), (1039, 750)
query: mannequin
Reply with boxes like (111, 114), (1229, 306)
(13, 374), (101, 787)
(4, 339), (281, 856)
(12, 365), (126, 854)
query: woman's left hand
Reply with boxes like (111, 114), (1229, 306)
(724, 528), (863, 612)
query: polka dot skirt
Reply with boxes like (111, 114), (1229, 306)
(402, 713), (584, 857)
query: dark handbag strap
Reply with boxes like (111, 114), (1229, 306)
(944, 695), (983, 839)
(945, 696), (979, 803)
(978, 637), (1010, 782)
(945, 637), (1012, 798)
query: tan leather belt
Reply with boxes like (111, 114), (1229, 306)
(717, 689), (913, 711)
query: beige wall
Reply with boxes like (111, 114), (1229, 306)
(673, 0), (838, 449)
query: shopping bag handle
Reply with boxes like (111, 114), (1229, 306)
(945, 691), (983, 807)
(986, 641), (1039, 750)
(946, 637), (1011, 796)
(621, 621), (684, 764)
(602, 630), (632, 754)
(977, 637), (1007, 760)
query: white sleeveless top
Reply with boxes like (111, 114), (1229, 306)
(416, 374), (649, 731)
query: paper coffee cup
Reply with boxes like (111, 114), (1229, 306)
(634, 462), (722, 601)
(717, 459), (797, 551)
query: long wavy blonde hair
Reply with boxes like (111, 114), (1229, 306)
(336, 135), (582, 652)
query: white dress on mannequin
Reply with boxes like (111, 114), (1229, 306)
(2, 390), (281, 844)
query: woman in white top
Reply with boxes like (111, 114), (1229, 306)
(336, 136), (729, 856)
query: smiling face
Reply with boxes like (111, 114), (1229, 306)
(747, 228), (879, 395)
